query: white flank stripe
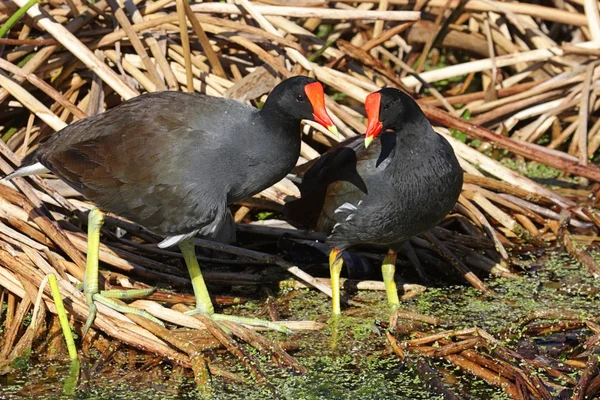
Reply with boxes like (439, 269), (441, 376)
(4, 162), (50, 179)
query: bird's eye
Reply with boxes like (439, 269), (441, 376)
(296, 94), (304, 102)
(383, 103), (392, 111)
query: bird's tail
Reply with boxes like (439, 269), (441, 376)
(3, 162), (50, 180)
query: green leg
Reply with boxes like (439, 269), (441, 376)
(82, 208), (164, 337)
(212, 314), (291, 334)
(329, 249), (344, 316)
(83, 208), (104, 337)
(328, 248), (345, 349)
(329, 313), (341, 350)
(178, 237), (292, 334)
(179, 237), (214, 314)
(93, 294), (163, 326)
(382, 249), (400, 310)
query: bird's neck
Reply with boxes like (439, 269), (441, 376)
(259, 88), (293, 120)
(257, 106), (302, 139)
(391, 115), (434, 143)
(251, 108), (302, 165)
(259, 93), (281, 115)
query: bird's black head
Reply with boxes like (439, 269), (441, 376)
(364, 87), (422, 148)
(262, 76), (338, 134)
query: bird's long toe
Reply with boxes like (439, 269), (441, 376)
(183, 308), (292, 334)
(93, 293), (165, 326)
(212, 314), (293, 334)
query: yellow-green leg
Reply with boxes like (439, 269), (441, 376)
(329, 248), (344, 316)
(328, 248), (345, 349)
(82, 208), (163, 337)
(178, 237), (292, 334)
(382, 249), (400, 310)
(179, 237), (214, 314)
(82, 208), (104, 336)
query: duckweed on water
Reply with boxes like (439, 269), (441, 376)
(1, 251), (599, 399)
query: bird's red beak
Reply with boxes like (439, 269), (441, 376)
(364, 92), (383, 148)
(305, 82), (338, 135)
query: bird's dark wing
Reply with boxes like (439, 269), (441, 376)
(34, 92), (249, 236)
(284, 135), (371, 233)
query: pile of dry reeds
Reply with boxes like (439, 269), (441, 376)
(1, 0), (600, 387)
(386, 309), (600, 399)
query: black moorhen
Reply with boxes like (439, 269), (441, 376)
(284, 88), (463, 315)
(6, 76), (338, 334)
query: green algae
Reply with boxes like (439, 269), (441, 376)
(2, 251), (599, 399)
(500, 158), (565, 180)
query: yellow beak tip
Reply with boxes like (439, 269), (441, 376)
(328, 125), (339, 136)
(364, 136), (373, 148)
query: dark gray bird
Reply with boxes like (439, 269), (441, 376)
(284, 87), (463, 315)
(6, 76), (338, 334)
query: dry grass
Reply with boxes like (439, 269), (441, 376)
(386, 309), (600, 399)
(0, 0), (599, 392)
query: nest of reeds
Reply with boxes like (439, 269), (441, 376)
(1, 0), (600, 396)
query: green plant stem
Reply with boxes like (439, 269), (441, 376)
(308, 37), (337, 62)
(48, 274), (78, 360)
(2, 127), (18, 143)
(0, 0), (40, 38)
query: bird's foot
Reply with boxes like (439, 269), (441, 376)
(82, 288), (162, 336)
(184, 308), (292, 334)
(99, 287), (156, 300)
(213, 314), (293, 334)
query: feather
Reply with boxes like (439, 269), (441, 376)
(3, 162), (50, 180)
(334, 202), (357, 214)
(158, 230), (198, 248)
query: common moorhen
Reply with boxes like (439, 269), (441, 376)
(284, 88), (463, 315)
(6, 76), (338, 334)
